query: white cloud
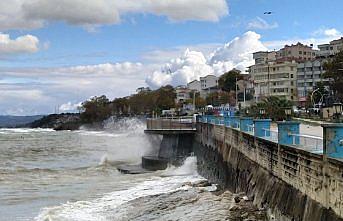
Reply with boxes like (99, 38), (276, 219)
(0, 0), (228, 31)
(247, 17), (278, 30)
(209, 31), (267, 73)
(0, 61), (150, 115)
(266, 28), (342, 50)
(146, 31), (267, 88)
(0, 33), (40, 55)
(146, 49), (213, 88)
(312, 27), (342, 38)
(59, 102), (82, 112)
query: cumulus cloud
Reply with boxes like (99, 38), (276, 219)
(146, 31), (267, 88)
(0, 33), (40, 55)
(0, 0), (228, 31)
(0, 61), (150, 115)
(146, 49), (213, 88)
(246, 17), (278, 30)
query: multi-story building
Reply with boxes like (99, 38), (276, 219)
(296, 59), (329, 106)
(187, 80), (201, 92)
(276, 42), (317, 62)
(199, 75), (219, 98)
(250, 43), (317, 102)
(136, 87), (151, 93)
(175, 85), (191, 104)
(250, 60), (298, 102)
(317, 37), (343, 58)
(296, 37), (343, 106)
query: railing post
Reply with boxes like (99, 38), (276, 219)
(277, 121), (300, 145)
(240, 117), (253, 132)
(230, 116), (240, 129)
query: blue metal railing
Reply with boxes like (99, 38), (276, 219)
(198, 115), (324, 154)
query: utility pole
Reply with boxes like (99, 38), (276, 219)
(235, 77), (238, 108)
(193, 91), (196, 112)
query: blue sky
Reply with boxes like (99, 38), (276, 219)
(0, 0), (342, 115)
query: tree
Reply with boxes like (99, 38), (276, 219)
(305, 82), (328, 108)
(80, 95), (112, 123)
(218, 69), (242, 92)
(246, 96), (293, 120)
(323, 50), (343, 101)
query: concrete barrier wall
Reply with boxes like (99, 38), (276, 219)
(196, 122), (343, 220)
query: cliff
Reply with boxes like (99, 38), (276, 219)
(29, 113), (81, 130)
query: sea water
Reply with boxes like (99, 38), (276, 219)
(0, 118), (265, 221)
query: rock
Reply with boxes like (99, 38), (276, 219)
(229, 205), (241, 211)
(192, 180), (211, 187)
(234, 196), (241, 203)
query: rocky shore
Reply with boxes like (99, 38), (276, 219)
(28, 113), (82, 130)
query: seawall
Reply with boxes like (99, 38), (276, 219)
(194, 122), (343, 221)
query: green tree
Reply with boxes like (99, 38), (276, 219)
(218, 69), (242, 92)
(80, 95), (112, 123)
(246, 96), (293, 120)
(323, 50), (343, 101)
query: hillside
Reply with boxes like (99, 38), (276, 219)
(0, 115), (43, 128)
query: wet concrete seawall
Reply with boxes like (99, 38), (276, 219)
(194, 122), (343, 221)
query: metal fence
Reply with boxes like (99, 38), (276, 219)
(289, 133), (323, 153)
(262, 128), (278, 142)
(146, 117), (196, 130)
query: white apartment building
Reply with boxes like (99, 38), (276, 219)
(297, 59), (329, 106)
(186, 75), (219, 99)
(187, 80), (201, 92)
(317, 37), (343, 58)
(200, 75), (219, 98)
(250, 60), (297, 102)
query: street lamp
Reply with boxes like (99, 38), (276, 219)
(245, 109), (250, 116)
(284, 107), (292, 121)
(333, 102), (342, 122)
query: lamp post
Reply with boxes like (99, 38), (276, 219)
(333, 102), (342, 122)
(259, 108), (265, 119)
(284, 107), (292, 121)
(245, 109), (250, 116)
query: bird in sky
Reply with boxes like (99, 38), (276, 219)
(264, 12), (273, 14)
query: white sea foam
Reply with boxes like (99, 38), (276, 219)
(35, 157), (203, 221)
(162, 156), (198, 176)
(0, 128), (55, 133)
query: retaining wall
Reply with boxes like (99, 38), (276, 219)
(194, 122), (343, 221)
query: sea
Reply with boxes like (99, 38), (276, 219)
(0, 118), (265, 221)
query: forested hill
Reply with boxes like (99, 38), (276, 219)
(0, 115), (43, 128)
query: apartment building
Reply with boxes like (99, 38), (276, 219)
(175, 85), (191, 104)
(250, 43), (317, 102)
(297, 59), (329, 106)
(276, 42), (317, 62)
(187, 80), (201, 92)
(317, 37), (343, 58)
(186, 75), (219, 98)
(250, 60), (298, 102)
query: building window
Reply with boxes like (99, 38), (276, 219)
(299, 51), (302, 55)
(291, 74), (294, 78)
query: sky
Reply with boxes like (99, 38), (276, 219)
(0, 0), (342, 115)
